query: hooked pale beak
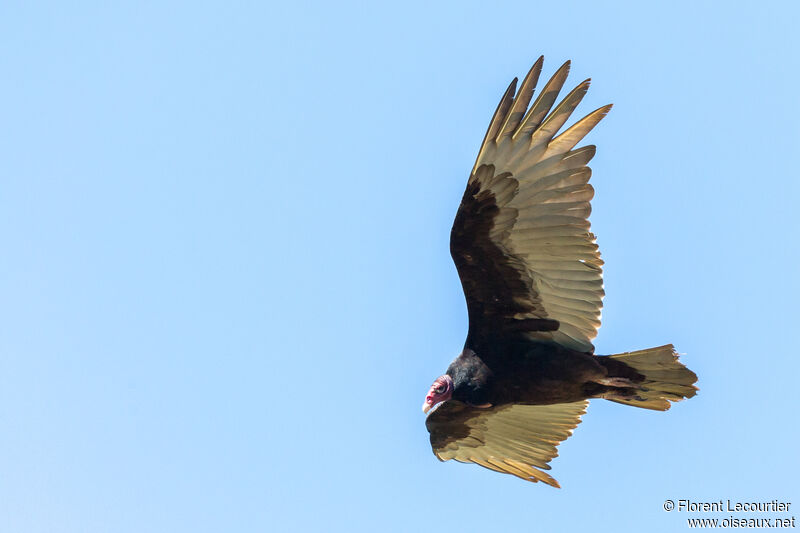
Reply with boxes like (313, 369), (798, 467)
(422, 398), (433, 414)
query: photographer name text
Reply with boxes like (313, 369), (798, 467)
(677, 500), (791, 513)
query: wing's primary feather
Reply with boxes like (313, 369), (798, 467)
(514, 60), (572, 141)
(498, 56), (543, 139)
(426, 400), (588, 487)
(451, 59), (611, 353)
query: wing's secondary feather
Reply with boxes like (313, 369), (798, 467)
(451, 59), (611, 352)
(426, 400), (588, 487)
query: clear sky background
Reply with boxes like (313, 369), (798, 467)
(1, 2), (798, 532)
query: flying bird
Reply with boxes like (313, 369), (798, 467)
(423, 57), (698, 488)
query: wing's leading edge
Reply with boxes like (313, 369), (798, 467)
(451, 59), (612, 353)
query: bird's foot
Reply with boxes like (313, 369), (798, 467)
(597, 377), (639, 388)
(600, 391), (647, 401)
(594, 377), (646, 401)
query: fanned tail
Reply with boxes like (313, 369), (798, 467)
(603, 344), (698, 411)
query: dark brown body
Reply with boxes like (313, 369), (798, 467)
(446, 336), (644, 407)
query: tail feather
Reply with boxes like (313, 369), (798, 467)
(606, 344), (698, 411)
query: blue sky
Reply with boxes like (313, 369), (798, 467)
(1, 2), (798, 532)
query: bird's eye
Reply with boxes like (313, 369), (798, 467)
(434, 385), (445, 394)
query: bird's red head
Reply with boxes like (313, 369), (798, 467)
(422, 374), (454, 414)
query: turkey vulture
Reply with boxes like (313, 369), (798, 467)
(423, 57), (698, 488)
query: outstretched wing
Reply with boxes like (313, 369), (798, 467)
(425, 400), (588, 487)
(451, 57), (611, 352)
